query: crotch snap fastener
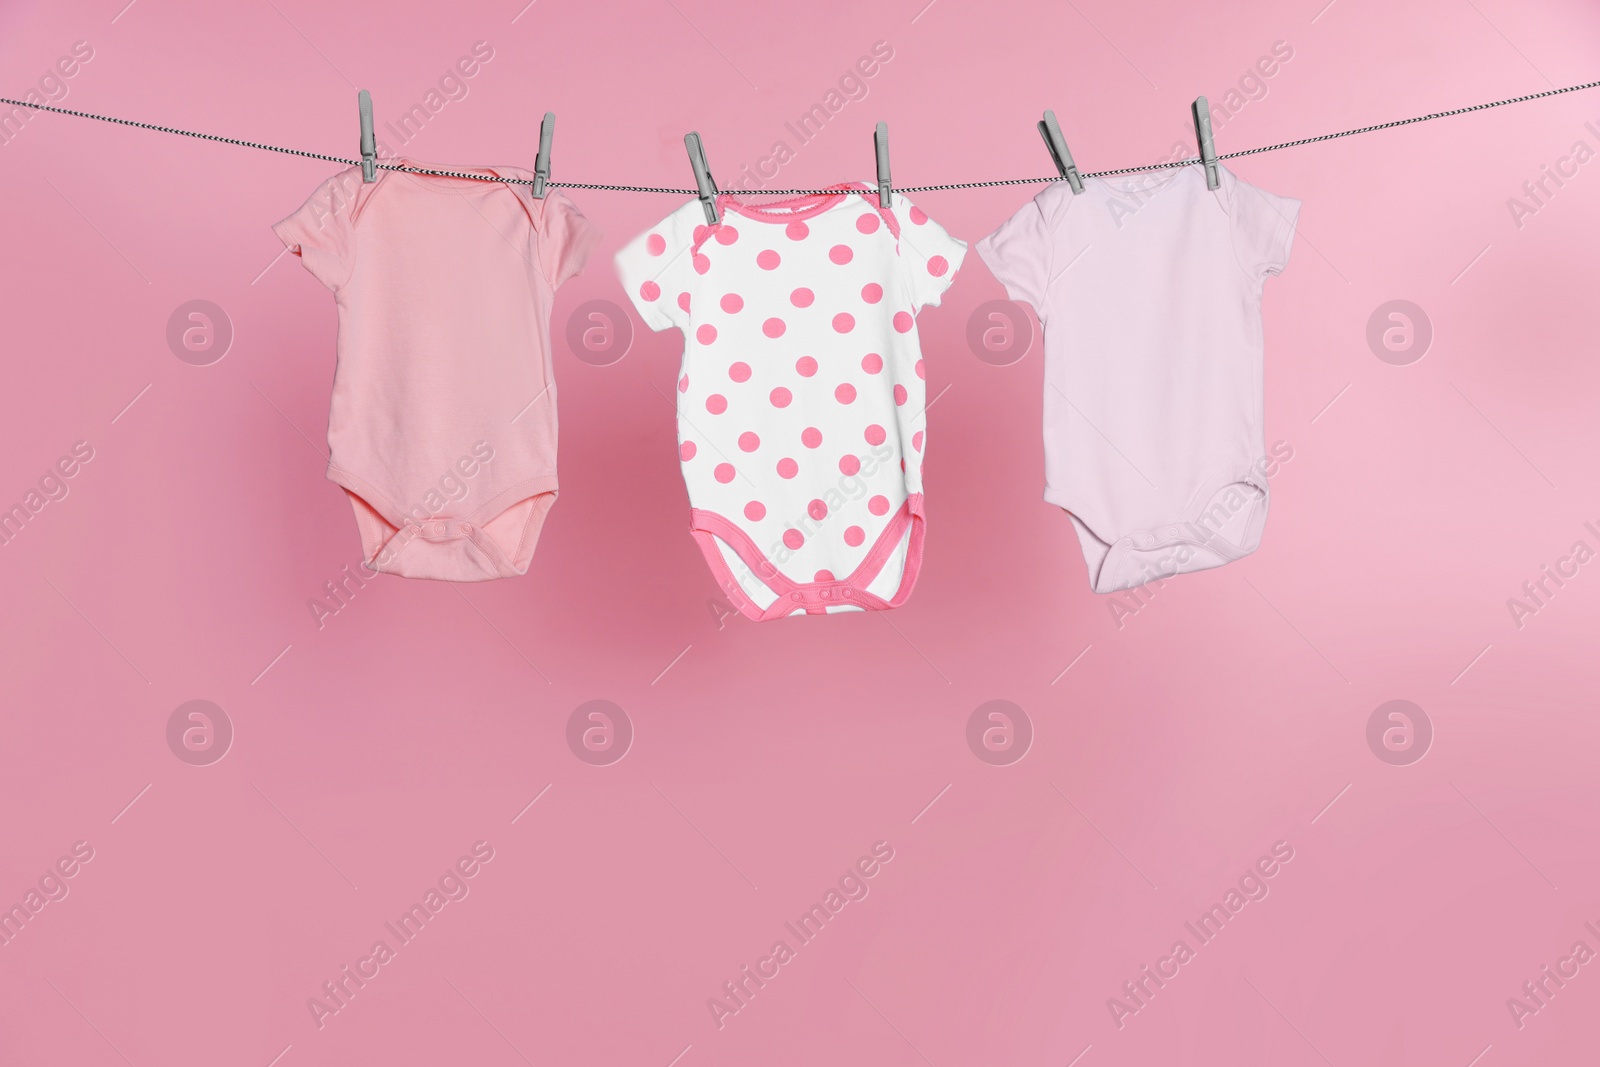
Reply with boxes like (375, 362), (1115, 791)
(461, 523), (472, 534)
(820, 589), (831, 599)
(407, 524), (420, 535)
(431, 523), (446, 535)
(791, 592), (803, 602)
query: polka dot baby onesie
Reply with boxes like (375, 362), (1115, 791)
(617, 183), (966, 620)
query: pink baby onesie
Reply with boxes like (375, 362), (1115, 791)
(274, 158), (600, 581)
(977, 164), (1298, 593)
(616, 183), (966, 620)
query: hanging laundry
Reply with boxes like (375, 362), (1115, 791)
(977, 164), (1299, 593)
(617, 183), (965, 620)
(274, 159), (601, 580)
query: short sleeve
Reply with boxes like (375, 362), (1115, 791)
(272, 169), (361, 291)
(614, 202), (703, 332)
(975, 194), (1054, 310)
(1230, 179), (1300, 280)
(536, 191), (603, 290)
(894, 195), (968, 310)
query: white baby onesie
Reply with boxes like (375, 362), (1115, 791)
(617, 184), (966, 620)
(977, 164), (1299, 593)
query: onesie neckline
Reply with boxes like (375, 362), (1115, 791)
(1100, 165), (1188, 197)
(719, 182), (872, 222)
(390, 157), (515, 194)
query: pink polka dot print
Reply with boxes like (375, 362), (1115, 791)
(622, 191), (957, 603)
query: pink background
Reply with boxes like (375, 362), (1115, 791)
(3, 0), (1600, 1064)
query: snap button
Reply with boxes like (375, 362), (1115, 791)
(407, 524), (420, 535)
(791, 592), (802, 602)
(431, 522), (446, 536)
(461, 523), (473, 534)
(820, 589), (831, 600)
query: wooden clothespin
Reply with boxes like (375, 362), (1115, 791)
(1037, 109), (1083, 193)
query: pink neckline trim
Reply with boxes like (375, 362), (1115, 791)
(719, 182), (873, 223)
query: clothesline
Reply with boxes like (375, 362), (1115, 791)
(4, 78), (1598, 194)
